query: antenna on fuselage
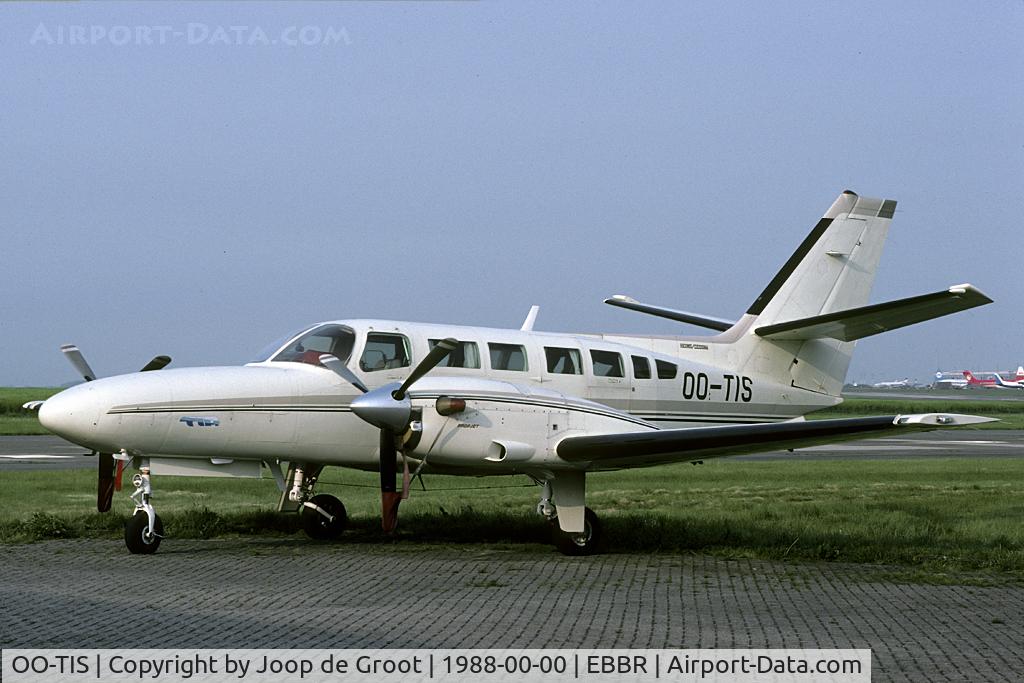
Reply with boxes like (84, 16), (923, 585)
(520, 305), (540, 332)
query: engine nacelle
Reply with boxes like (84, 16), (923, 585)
(406, 377), (654, 472)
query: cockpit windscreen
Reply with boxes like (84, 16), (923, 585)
(270, 324), (356, 364)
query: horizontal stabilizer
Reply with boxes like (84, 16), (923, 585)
(557, 413), (995, 467)
(605, 295), (734, 332)
(754, 285), (991, 342)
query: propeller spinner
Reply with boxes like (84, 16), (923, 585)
(321, 338), (458, 532)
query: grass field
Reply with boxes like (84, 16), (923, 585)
(2, 457), (1021, 581)
(0, 387), (59, 434)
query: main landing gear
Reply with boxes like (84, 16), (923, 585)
(536, 476), (603, 556)
(283, 464), (348, 540)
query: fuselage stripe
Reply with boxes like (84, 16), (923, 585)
(107, 399), (791, 429)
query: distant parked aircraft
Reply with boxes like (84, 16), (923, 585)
(933, 371), (967, 389)
(871, 378), (916, 388)
(993, 369), (1024, 389)
(963, 367), (1024, 388)
(963, 371), (999, 388)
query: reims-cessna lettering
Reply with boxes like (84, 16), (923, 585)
(29, 191), (994, 555)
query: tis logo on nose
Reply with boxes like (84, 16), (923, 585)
(179, 416), (220, 427)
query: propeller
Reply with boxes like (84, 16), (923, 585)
(60, 344), (97, 382)
(319, 354), (369, 394)
(140, 355), (172, 372)
(321, 338), (458, 532)
(57, 344), (172, 512)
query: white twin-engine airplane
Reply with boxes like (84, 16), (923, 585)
(29, 191), (994, 555)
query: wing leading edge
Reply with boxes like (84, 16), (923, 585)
(556, 413), (994, 468)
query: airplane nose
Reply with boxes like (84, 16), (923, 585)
(38, 383), (102, 447)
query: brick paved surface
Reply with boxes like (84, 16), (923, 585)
(1, 539), (1020, 682)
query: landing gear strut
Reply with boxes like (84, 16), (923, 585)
(284, 464), (348, 540)
(536, 475), (602, 556)
(125, 464), (163, 554)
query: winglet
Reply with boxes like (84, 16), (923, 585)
(520, 305), (540, 332)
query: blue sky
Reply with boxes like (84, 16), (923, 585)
(1, 1), (1021, 386)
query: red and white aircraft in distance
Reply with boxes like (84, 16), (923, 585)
(963, 367), (1024, 388)
(992, 369), (1024, 389)
(26, 191), (995, 555)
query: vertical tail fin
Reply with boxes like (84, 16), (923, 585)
(726, 191), (897, 396)
(745, 191), (896, 326)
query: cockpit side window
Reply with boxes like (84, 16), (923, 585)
(360, 333), (411, 372)
(271, 325), (356, 365)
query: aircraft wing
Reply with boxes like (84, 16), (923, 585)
(754, 284), (991, 342)
(556, 413), (994, 468)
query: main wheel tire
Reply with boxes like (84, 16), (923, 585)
(301, 493), (348, 540)
(125, 512), (163, 554)
(552, 507), (602, 556)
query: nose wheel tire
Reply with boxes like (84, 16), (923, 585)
(301, 493), (348, 540)
(552, 507), (601, 556)
(125, 512), (163, 554)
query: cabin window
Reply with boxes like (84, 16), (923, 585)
(271, 324), (356, 365)
(545, 347), (583, 375)
(360, 333), (411, 372)
(590, 350), (624, 378)
(489, 343), (528, 371)
(656, 359), (678, 379)
(429, 339), (481, 369)
(631, 355), (651, 379)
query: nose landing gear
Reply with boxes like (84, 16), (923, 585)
(124, 466), (163, 554)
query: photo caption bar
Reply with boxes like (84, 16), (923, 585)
(2, 648), (869, 682)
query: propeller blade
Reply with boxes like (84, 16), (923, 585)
(393, 338), (458, 400)
(319, 354), (369, 394)
(380, 430), (402, 533)
(97, 452), (115, 512)
(114, 459), (125, 492)
(61, 344), (97, 382)
(352, 340), (458, 533)
(140, 355), (171, 372)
